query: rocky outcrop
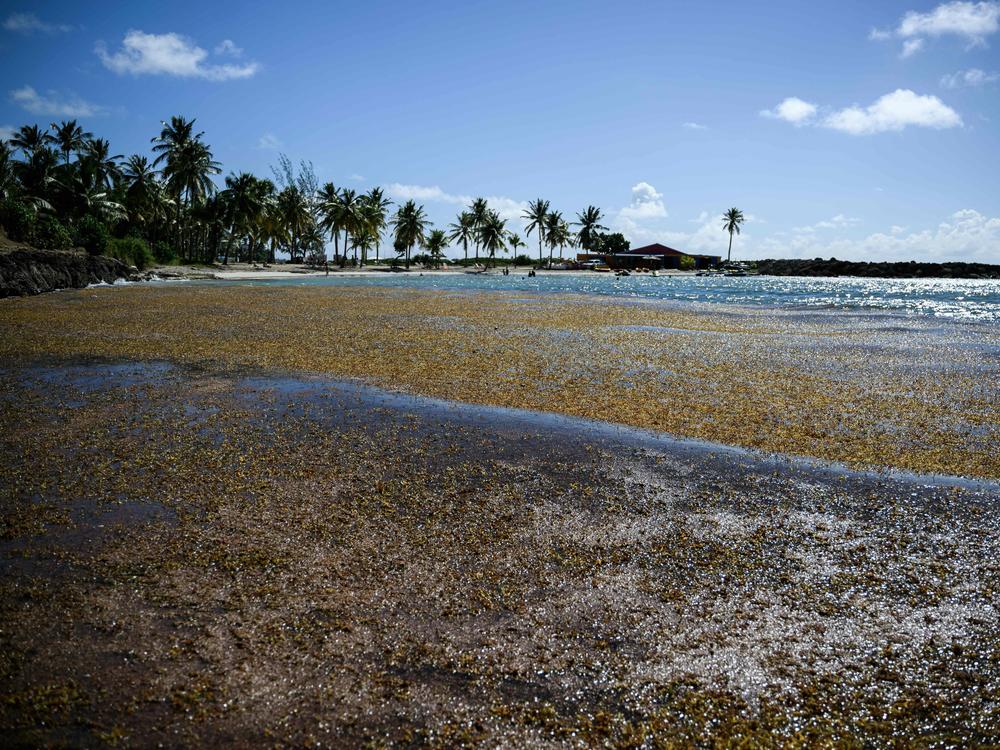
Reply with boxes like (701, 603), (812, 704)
(0, 248), (138, 298)
(754, 258), (1000, 279)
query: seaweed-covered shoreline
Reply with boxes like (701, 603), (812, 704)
(1, 360), (998, 747)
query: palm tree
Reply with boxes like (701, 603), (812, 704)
(423, 228), (448, 267)
(722, 207), (745, 263)
(469, 197), (489, 262)
(362, 187), (391, 264)
(9, 125), (51, 158)
(50, 120), (91, 165)
(221, 172), (266, 264)
(477, 210), (507, 269)
(544, 210), (567, 264)
(80, 138), (122, 191)
(317, 182), (341, 261)
(573, 205), (607, 252)
(523, 198), (550, 266)
(152, 117), (220, 259)
(0, 140), (17, 202)
(277, 187), (313, 262)
(337, 188), (361, 267)
(448, 210), (476, 264)
(390, 199), (428, 270)
(507, 232), (525, 266)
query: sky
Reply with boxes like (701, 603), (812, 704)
(2, 0), (999, 262)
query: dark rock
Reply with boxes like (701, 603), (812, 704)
(0, 248), (138, 298)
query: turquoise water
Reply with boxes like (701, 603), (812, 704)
(191, 272), (1000, 322)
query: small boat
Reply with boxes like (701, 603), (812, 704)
(651, 270), (659, 277)
(593, 266), (611, 273)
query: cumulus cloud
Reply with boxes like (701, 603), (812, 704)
(871, 1), (1000, 56)
(0, 125), (15, 141)
(214, 39), (243, 57)
(385, 183), (527, 224)
(793, 214), (861, 233)
(941, 67), (1000, 86)
(618, 182), (667, 221)
(10, 85), (103, 117)
(760, 97), (818, 125)
(763, 90), (962, 135)
(96, 30), (259, 81)
(822, 89), (962, 135)
(758, 209), (1000, 263)
(256, 133), (283, 150)
(682, 121), (707, 130)
(3, 12), (72, 34)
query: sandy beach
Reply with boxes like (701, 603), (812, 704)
(1, 284), (998, 746)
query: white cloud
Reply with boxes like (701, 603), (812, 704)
(618, 181), (667, 222)
(96, 30), (259, 81)
(0, 125), (15, 141)
(214, 39), (243, 57)
(682, 121), (707, 130)
(872, 1), (1000, 56)
(3, 12), (72, 34)
(256, 133), (283, 150)
(349, 173), (365, 182)
(385, 183), (528, 224)
(793, 214), (861, 233)
(760, 97), (818, 125)
(823, 89), (962, 135)
(10, 85), (103, 117)
(941, 67), (1000, 87)
(757, 209), (1000, 263)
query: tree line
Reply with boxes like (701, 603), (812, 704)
(0, 116), (641, 270)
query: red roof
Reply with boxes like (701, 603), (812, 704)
(625, 243), (688, 256)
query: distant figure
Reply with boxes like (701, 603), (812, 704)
(324, 260), (329, 276)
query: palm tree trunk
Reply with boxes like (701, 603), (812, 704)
(538, 235), (543, 265)
(727, 231), (733, 263)
(405, 245), (410, 270)
(375, 240), (380, 263)
(464, 240), (468, 263)
(341, 229), (349, 268)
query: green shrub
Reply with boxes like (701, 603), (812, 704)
(32, 214), (73, 250)
(513, 254), (532, 266)
(107, 236), (154, 270)
(679, 254), (696, 271)
(0, 198), (35, 243)
(152, 244), (177, 264)
(74, 215), (110, 256)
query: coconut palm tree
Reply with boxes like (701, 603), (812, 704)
(317, 182), (342, 261)
(80, 138), (122, 191)
(49, 120), (91, 165)
(9, 125), (51, 158)
(337, 188), (361, 267)
(277, 186), (313, 262)
(544, 210), (568, 264)
(448, 210), (476, 264)
(361, 187), (391, 264)
(507, 232), (525, 264)
(469, 197), (489, 262)
(152, 117), (219, 259)
(221, 172), (267, 264)
(523, 198), (550, 266)
(477, 210), (507, 269)
(722, 207), (745, 263)
(423, 228), (449, 267)
(573, 205), (607, 252)
(0, 140), (17, 202)
(391, 199), (428, 270)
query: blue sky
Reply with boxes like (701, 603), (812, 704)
(2, 0), (999, 261)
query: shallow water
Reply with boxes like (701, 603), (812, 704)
(186, 272), (1000, 322)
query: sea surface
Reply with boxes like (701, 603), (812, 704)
(195, 272), (1000, 322)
